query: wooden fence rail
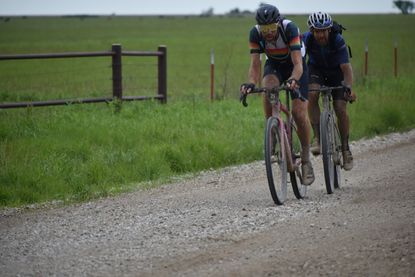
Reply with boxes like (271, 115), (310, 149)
(0, 44), (167, 109)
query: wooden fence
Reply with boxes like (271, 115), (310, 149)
(0, 44), (167, 109)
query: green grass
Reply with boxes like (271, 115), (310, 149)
(0, 99), (264, 206)
(0, 14), (415, 207)
(348, 77), (415, 138)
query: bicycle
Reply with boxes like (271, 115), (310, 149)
(309, 85), (348, 194)
(241, 84), (307, 205)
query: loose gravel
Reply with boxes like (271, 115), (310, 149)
(1, 129), (415, 276)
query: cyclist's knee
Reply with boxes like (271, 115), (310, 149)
(262, 74), (279, 88)
(308, 92), (319, 104)
(292, 104), (308, 123)
(334, 101), (348, 117)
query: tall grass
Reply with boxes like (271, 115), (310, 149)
(0, 99), (264, 206)
(0, 15), (414, 207)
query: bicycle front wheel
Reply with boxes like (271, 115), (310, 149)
(264, 117), (288, 205)
(320, 110), (335, 194)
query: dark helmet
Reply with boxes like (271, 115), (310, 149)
(255, 4), (281, 25)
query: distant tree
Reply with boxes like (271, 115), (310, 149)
(393, 0), (414, 14)
(241, 10), (254, 16)
(226, 8), (253, 17)
(227, 8), (240, 16)
(200, 7), (214, 17)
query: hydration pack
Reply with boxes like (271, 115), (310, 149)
(305, 21), (352, 58)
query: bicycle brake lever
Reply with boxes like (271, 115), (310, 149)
(240, 94), (248, 107)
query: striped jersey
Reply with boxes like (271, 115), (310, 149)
(249, 19), (304, 62)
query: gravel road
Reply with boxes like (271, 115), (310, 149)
(1, 130), (415, 276)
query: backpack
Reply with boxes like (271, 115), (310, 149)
(305, 21), (352, 58)
(331, 21), (346, 36)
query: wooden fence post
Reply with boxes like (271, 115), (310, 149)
(158, 45), (167, 104)
(112, 44), (122, 99)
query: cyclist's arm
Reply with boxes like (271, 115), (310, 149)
(285, 22), (303, 84)
(340, 62), (353, 88)
(335, 34), (353, 88)
(247, 53), (261, 85)
(340, 62), (357, 101)
(289, 50), (303, 83)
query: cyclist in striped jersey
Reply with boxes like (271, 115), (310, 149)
(240, 4), (314, 186)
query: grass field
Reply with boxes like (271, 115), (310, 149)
(1, 14), (414, 207)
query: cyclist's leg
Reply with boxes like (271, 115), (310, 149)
(293, 97), (314, 185)
(307, 65), (323, 155)
(333, 100), (349, 149)
(291, 61), (314, 185)
(328, 67), (350, 151)
(331, 70), (353, 170)
(333, 99), (353, 170)
(262, 60), (281, 119)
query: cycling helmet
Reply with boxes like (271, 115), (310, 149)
(307, 12), (333, 29)
(256, 4), (281, 25)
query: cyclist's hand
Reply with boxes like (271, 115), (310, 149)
(342, 84), (356, 103)
(286, 78), (300, 90)
(346, 90), (357, 103)
(240, 83), (255, 95)
(240, 83), (255, 107)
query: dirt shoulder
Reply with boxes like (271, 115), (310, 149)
(1, 130), (415, 276)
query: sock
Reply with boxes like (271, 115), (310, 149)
(301, 145), (310, 163)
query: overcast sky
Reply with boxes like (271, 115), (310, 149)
(0, 0), (399, 16)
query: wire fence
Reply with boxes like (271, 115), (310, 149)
(0, 39), (407, 108)
(0, 45), (167, 108)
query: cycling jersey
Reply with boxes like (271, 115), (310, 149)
(248, 19), (308, 99)
(249, 19), (304, 62)
(302, 31), (349, 69)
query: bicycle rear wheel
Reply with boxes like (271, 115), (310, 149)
(320, 110), (335, 194)
(264, 117), (287, 205)
(289, 119), (307, 199)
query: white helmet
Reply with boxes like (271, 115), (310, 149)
(307, 12), (333, 30)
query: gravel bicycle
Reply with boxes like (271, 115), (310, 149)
(241, 85), (307, 205)
(309, 85), (347, 194)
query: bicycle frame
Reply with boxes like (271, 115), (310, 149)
(310, 85), (344, 193)
(240, 84), (307, 204)
(267, 89), (298, 173)
(318, 86), (343, 164)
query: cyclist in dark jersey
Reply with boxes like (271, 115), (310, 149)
(240, 4), (314, 185)
(303, 12), (356, 171)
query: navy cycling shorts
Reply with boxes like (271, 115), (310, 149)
(308, 64), (346, 101)
(263, 58), (308, 100)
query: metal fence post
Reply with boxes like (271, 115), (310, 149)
(112, 44), (122, 99)
(158, 45), (167, 103)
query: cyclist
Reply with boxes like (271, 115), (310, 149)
(240, 4), (314, 185)
(303, 12), (356, 171)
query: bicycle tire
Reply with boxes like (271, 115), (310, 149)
(264, 117), (287, 205)
(289, 119), (307, 199)
(320, 110), (335, 194)
(333, 122), (342, 189)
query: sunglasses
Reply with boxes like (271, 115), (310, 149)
(259, 23), (279, 34)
